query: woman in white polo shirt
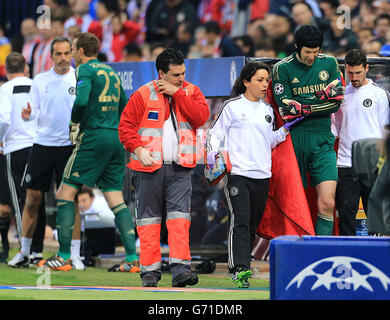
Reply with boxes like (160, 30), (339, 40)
(206, 61), (299, 288)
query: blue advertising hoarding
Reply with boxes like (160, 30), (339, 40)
(270, 236), (390, 300)
(108, 56), (245, 98)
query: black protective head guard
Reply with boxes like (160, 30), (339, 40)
(294, 25), (323, 55)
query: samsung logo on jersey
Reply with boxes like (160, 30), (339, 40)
(293, 83), (326, 95)
(117, 71), (133, 91)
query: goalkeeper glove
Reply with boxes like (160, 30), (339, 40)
(315, 79), (345, 101)
(69, 122), (80, 144)
(280, 99), (311, 121)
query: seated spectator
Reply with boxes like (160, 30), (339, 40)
(269, 0), (322, 18)
(88, 0), (118, 62)
(187, 25), (208, 59)
(203, 20), (243, 57)
(144, 0), (165, 43)
(44, 0), (72, 21)
(147, 42), (167, 61)
(31, 26), (54, 77)
(51, 16), (66, 38)
(20, 18), (41, 76)
(67, 25), (81, 44)
(77, 187), (115, 222)
(76, 186), (116, 268)
(111, 15), (141, 62)
(358, 27), (375, 49)
(246, 19), (268, 47)
(363, 39), (383, 56)
(373, 0), (390, 16)
(254, 44), (277, 58)
(322, 12), (360, 55)
(373, 13), (390, 44)
(262, 13), (294, 57)
(121, 42), (144, 62)
(233, 35), (255, 57)
(64, 0), (93, 34)
(172, 22), (195, 58)
(339, 0), (361, 19)
(318, 0), (338, 19)
(291, 2), (330, 33)
(147, 0), (199, 46)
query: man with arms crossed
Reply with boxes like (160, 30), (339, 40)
(272, 25), (344, 235)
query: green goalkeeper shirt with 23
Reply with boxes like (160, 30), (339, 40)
(272, 52), (343, 131)
(72, 59), (128, 131)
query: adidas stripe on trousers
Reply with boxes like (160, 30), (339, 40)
(5, 147), (46, 253)
(224, 174), (269, 273)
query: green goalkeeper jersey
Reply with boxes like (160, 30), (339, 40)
(72, 59), (128, 131)
(272, 52), (342, 131)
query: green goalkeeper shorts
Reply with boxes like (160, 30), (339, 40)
(62, 129), (125, 192)
(290, 127), (338, 188)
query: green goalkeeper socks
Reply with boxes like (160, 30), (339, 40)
(315, 213), (334, 236)
(56, 200), (76, 261)
(112, 203), (138, 263)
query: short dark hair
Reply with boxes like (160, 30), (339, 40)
(375, 13), (390, 26)
(50, 36), (71, 55)
(155, 48), (184, 73)
(345, 48), (367, 67)
(231, 61), (270, 97)
(293, 1), (313, 13)
(124, 42), (142, 57)
(98, 0), (119, 13)
(180, 22), (195, 37)
(318, 0), (338, 9)
(5, 52), (26, 74)
(77, 186), (95, 199)
(204, 21), (221, 35)
(75, 32), (100, 57)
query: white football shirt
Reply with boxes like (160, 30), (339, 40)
(0, 76), (36, 154)
(332, 79), (390, 167)
(28, 67), (76, 146)
(207, 94), (288, 179)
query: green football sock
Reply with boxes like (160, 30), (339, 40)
(112, 203), (138, 262)
(56, 200), (76, 261)
(315, 213), (334, 236)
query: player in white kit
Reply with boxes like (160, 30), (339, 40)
(332, 49), (390, 235)
(7, 37), (83, 269)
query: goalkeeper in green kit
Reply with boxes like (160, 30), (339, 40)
(43, 32), (139, 271)
(272, 25), (345, 235)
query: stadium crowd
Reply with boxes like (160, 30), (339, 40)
(0, 0), (389, 288)
(3, 0), (390, 82)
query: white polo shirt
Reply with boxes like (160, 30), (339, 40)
(0, 76), (36, 154)
(207, 94), (288, 179)
(332, 79), (390, 168)
(28, 67), (76, 146)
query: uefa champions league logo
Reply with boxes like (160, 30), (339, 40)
(286, 256), (390, 292)
(230, 61), (237, 89)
